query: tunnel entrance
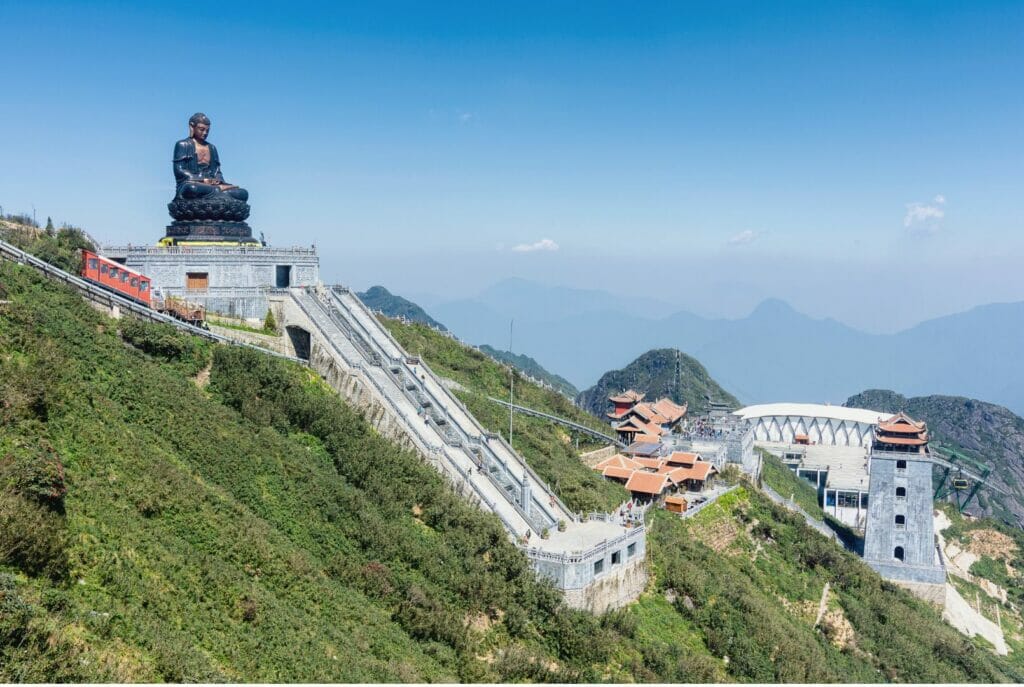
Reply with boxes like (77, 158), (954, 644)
(286, 325), (311, 361)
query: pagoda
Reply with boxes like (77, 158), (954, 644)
(873, 412), (928, 454)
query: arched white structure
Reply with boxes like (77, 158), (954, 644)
(733, 403), (883, 447)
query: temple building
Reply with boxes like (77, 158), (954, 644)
(607, 390), (687, 442)
(592, 449), (717, 501)
(608, 390), (645, 419)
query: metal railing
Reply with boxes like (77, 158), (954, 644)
(294, 289), (540, 535)
(107, 245), (318, 256)
(487, 396), (624, 447)
(330, 285), (571, 526)
(525, 526), (646, 565)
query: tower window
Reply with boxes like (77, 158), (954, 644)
(895, 514), (906, 529)
(895, 487), (907, 499)
(894, 546), (905, 562)
(896, 459), (907, 471)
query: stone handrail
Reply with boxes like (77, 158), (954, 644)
(525, 525), (646, 565)
(330, 286), (570, 525)
(295, 289), (536, 536)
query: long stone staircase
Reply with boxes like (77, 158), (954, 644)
(284, 285), (647, 610)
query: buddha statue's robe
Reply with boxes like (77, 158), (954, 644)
(172, 138), (249, 202)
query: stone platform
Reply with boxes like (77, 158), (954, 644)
(107, 244), (319, 320)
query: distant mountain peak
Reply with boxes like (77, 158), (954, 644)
(750, 297), (798, 318)
(577, 348), (739, 417)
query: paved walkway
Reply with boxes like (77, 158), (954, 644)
(761, 483), (848, 548)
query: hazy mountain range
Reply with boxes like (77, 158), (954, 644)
(420, 278), (1024, 415)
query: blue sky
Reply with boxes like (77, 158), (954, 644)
(1, 1), (1022, 331)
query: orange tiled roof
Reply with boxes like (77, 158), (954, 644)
(666, 451), (701, 466)
(688, 462), (717, 480)
(633, 434), (661, 444)
(659, 462), (717, 483)
(879, 412), (926, 430)
(609, 390), (645, 404)
(615, 418), (665, 437)
(625, 471), (670, 495)
(614, 418), (646, 432)
(875, 434), (928, 446)
(877, 422), (926, 434)
(665, 494), (688, 506)
(593, 454), (645, 471)
(602, 466), (637, 481)
(635, 457), (667, 470)
(630, 403), (654, 420)
(652, 398), (688, 422)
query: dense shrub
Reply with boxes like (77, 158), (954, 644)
(120, 317), (211, 375)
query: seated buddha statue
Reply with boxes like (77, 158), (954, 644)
(164, 112), (256, 243)
(173, 112), (249, 203)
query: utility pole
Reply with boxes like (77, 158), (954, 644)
(508, 318), (514, 447)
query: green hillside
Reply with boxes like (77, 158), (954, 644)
(578, 348), (740, 417)
(2, 251), (1020, 682)
(845, 389), (1024, 524)
(479, 344), (579, 398)
(0, 262), (635, 681)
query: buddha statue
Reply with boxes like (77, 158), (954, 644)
(164, 112), (258, 245)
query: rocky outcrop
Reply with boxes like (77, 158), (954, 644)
(846, 389), (1024, 523)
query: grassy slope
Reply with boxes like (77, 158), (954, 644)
(647, 487), (1018, 682)
(936, 504), (1024, 668)
(0, 262), (637, 682)
(759, 448), (827, 520)
(1, 255), (1019, 682)
(379, 318), (628, 514)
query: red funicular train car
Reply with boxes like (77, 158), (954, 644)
(80, 249), (152, 307)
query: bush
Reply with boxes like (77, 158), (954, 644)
(0, 492), (68, 579)
(120, 318), (211, 375)
(0, 441), (67, 511)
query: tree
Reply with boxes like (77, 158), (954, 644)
(45, 217), (55, 236)
(263, 308), (278, 334)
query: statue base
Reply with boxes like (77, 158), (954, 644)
(163, 220), (261, 245)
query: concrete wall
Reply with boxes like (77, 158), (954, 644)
(124, 247), (320, 319)
(207, 325), (291, 356)
(579, 445), (617, 468)
(864, 454), (945, 584)
(528, 528), (647, 613)
(563, 557), (648, 614)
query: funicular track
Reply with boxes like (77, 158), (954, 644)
(0, 238), (304, 364)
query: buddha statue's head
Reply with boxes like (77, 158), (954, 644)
(188, 112), (211, 143)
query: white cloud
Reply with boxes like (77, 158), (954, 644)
(904, 195), (946, 233)
(511, 238), (559, 253)
(458, 111), (474, 124)
(727, 230), (759, 246)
